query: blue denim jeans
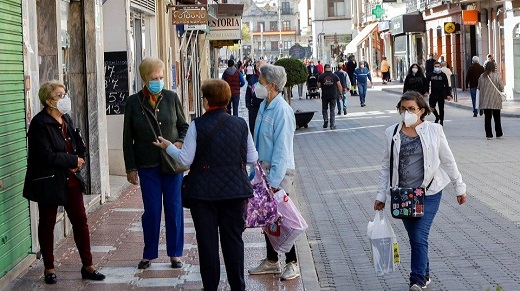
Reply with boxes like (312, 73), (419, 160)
(402, 191), (442, 285)
(470, 87), (478, 115)
(227, 95), (240, 116)
(357, 82), (367, 105)
(336, 91), (347, 112)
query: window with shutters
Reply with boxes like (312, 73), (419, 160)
(130, 0), (155, 15)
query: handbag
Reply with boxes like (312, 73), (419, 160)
(244, 162), (279, 228)
(389, 125), (433, 219)
(181, 114), (230, 208)
(487, 75), (507, 102)
(264, 189), (308, 253)
(139, 95), (189, 174)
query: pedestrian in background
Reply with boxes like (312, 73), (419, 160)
(154, 79), (257, 291)
(248, 64), (300, 281)
(222, 59), (246, 116)
(440, 61), (453, 95)
(317, 60), (324, 74)
(374, 91), (467, 291)
(381, 56), (390, 84)
(353, 60), (373, 107)
(483, 54), (495, 68)
(24, 81), (105, 284)
(245, 60), (266, 135)
(318, 64), (342, 129)
(478, 61), (504, 139)
(426, 62), (451, 125)
(245, 60), (254, 82)
(425, 53), (436, 78)
(403, 64), (428, 95)
(466, 56), (485, 117)
(347, 55), (358, 96)
(123, 57), (189, 270)
(334, 64), (351, 115)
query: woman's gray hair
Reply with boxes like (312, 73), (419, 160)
(259, 64), (287, 92)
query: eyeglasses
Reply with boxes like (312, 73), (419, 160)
(52, 92), (67, 99)
(398, 106), (420, 113)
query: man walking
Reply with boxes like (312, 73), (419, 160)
(334, 64), (350, 115)
(222, 59), (246, 116)
(353, 61), (373, 107)
(425, 53), (436, 79)
(346, 55), (358, 96)
(427, 61), (451, 125)
(318, 64), (342, 129)
(466, 56), (485, 117)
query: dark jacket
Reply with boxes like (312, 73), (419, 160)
(466, 63), (485, 88)
(425, 58), (436, 73)
(307, 65), (319, 77)
(123, 89), (189, 172)
(245, 73), (263, 109)
(23, 111), (86, 205)
(403, 74), (428, 95)
(186, 109), (253, 201)
(346, 59), (357, 85)
(427, 71), (450, 97)
(222, 67), (246, 96)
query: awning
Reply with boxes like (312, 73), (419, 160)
(344, 22), (379, 54)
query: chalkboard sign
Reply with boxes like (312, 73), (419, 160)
(104, 51), (129, 115)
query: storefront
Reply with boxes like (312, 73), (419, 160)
(390, 14), (426, 82)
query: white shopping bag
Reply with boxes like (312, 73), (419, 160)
(367, 211), (400, 276)
(475, 89), (479, 111)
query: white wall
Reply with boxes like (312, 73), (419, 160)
(103, 0), (130, 176)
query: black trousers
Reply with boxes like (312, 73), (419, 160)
(429, 95), (445, 124)
(483, 109), (503, 138)
(190, 199), (247, 291)
(248, 107), (259, 136)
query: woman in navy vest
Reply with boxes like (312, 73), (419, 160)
(154, 79), (258, 291)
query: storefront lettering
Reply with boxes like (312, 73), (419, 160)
(208, 17), (241, 30)
(172, 10), (207, 25)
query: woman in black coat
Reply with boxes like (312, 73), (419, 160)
(403, 64), (428, 95)
(23, 81), (105, 284)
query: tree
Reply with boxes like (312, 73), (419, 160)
(227, 24), (251, 56)
(274, 58), (308, 104)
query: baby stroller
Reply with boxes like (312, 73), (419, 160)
(306, 75), (320, 99)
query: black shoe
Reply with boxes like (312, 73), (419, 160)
(44, 273), (57, 284)
(171, 260), (183, 269)
(343, 109), (347, 115)
(323, 121), (328, 128)
(81, 267), (106, 281)
(337, 111), (341, 115)
(473, 113), (477, 117)
(137, 260), (151, 269)
(330, 125), (337, 130)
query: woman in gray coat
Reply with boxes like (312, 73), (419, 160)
(477, 62), (504, 139)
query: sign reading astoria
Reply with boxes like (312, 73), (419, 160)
(207, 16), (241, 40)
(172, 9), (207, 25)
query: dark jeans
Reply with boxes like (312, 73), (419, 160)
(382, 71), (390, 82)
(483, 109), (503, 138)
(248, 107), (259, 136)
(470, 87), (478, 115)
(322, 97), (336, 126)
(429, 95), (445, 124)
(191, 199), (247, 291)
(38, 185), (92, 269)
(227, 95), (240, 116)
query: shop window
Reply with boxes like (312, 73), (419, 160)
(328, 0), (345, 17)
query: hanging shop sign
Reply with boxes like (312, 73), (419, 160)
(172, 9), (207, 25)
(207, 16), (242, 40)
(390, 14), (425, 35)
(462, 10), (479, 26)
(444, 22), (460, 34)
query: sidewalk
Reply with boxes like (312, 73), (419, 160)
(7, 176), (307, 290)
(375, 78), (520, 117)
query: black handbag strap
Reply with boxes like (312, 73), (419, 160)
(139, 93), (163, 138)
(389, 124), (433, 190)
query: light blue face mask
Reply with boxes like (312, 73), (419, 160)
(148, 79), (164, 94)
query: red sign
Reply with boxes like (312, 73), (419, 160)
(462, 10), (479, 26)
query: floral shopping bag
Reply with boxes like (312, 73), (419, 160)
(244, 162), (279, 228)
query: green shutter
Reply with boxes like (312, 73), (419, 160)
(0, 0), (32, 277)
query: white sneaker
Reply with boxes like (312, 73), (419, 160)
(248, 259), (281, 275)
(280, 262), (300, 281)
(423, 277), (431, 288)
(410, 283), (422, 291)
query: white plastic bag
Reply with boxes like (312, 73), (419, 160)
(264, 190), (308, 253)
(367, 211), (399, 276)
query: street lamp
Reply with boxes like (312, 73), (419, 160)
(277, 0), (282, 57)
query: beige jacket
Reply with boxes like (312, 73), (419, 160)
(477, 72), (504, 110)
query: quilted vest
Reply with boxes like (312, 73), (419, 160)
(223, 70), (242, 96)
(186, 109), (253, 201)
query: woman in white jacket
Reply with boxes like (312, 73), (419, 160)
(374, 91), (467, 291)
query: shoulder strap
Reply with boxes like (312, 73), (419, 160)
(389, 124), (399, 188)
(487, 74), (502, 94)
(138, 94), (161, 138)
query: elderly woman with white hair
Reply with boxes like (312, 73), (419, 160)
(247, 64), (300, 280)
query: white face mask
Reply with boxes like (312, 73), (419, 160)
(401, 111), (418, 127)
(360, 65), (365, 68)
(254, 82), (268, 99)
(54, 95), (72, 115)
(412, 68), (418, 73)
(434, 67), (441, 73)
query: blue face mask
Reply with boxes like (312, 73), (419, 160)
(148, 79), (164, 94)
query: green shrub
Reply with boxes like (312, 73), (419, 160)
(274, 58), (308, 88)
